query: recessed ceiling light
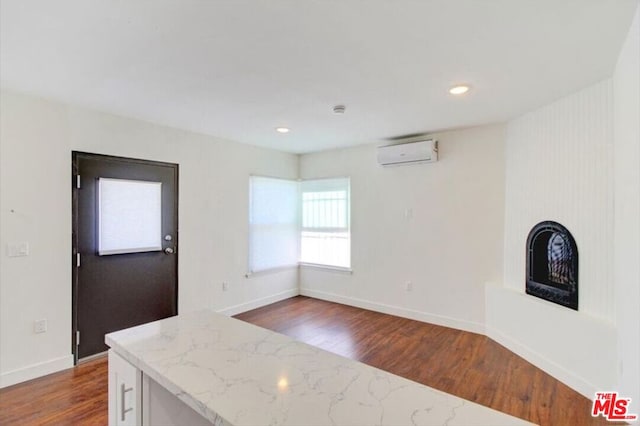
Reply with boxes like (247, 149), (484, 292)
(275, 127), (290, 133)
(449, 85), (470, 95)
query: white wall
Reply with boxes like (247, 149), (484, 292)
(614, 5), (640, 407)
(487, 80), (617, 398)
(2, 10), (637, 399)
(299, 124), (505, 333)
(503, 80), (615, 319)
(0, 91), (299, 387)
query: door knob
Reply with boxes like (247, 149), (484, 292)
(164, 247), (174, 254)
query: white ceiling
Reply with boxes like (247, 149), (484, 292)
(1, 1), (637, 154)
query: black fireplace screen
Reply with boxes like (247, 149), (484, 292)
(526, 221), (578, 310)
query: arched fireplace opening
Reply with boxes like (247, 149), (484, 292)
(526, 221), (578, 310)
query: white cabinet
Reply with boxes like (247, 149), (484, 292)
(108, 350), (142, 426)
(108, 350), (214, 426)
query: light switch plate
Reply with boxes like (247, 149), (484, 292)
(7, 242), (29, 257)
(34, 319), (47, 333)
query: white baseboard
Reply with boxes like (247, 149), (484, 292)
(217, 288), (299, 317)
(486, 325), (597, 399)
(484, 285), (616, 400)
(0, 355), (74, 389)
(0, 288), (601, 403)
(299, 288), (485, 335)
(303, 287), (603, 399)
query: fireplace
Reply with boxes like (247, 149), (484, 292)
(526, 221), (578, 310)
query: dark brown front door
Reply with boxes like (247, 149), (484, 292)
(72, 152), (178, 361)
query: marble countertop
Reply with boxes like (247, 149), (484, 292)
(106, 310), (533, 426)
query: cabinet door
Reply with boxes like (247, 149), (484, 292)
(108, 350), (141, 426)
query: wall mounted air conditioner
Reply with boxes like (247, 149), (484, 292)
(377, 139), (438, 166)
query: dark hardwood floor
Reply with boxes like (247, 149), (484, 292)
(238, 297), (608, 426)
(0, 355), (108, 425)
(0, 296), (610, 425)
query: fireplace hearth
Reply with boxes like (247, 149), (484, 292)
(526, 221), (578, 310)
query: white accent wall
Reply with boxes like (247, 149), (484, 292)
(0, 91), (299, 387)
(502, 80), (615, 319)
(486, 80), (617, 398)
(487, 5), (640, 397)
(613, 5), (640, 407)
(299, 124), (506, 333)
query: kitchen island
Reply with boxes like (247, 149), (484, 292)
(105, 310), (532, 426)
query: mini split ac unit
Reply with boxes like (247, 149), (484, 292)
(377, 139), (438, 166)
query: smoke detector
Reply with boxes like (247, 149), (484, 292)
(333, 105), (346, 114)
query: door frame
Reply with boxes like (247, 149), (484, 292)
(72, 151), (179, 364)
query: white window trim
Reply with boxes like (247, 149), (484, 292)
(299, 176), (351, 269)
(298, 262), (353, 274)
(245, 264), (299, 278)
(247, 175), (352, 277)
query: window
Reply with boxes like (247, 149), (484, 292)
(248, 176), (351, 274)
(248, 176), (299, 273)
(300, 178), (350, 268)
(97, 178), (163, 255)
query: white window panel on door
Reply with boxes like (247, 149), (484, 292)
(98, 178), (162, 255)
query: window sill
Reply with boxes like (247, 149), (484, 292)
(245, 265), (298, 278)
(299, 263), (353, 274)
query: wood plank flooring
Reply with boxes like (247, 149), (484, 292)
(236, 297), (608, 426)
(0, 296), (609, 425)
(0, 355), (108, 425)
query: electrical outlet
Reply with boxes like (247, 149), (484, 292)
(405, 281), (413, 291)
(222, 282), (229, 291)
(34, 319), (47, 334)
